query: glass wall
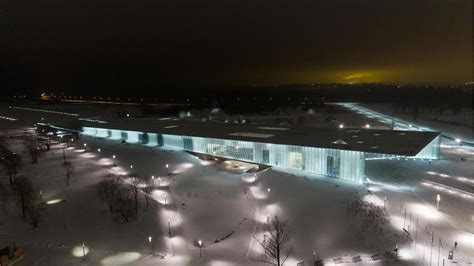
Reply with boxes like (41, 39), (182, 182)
(81, 126), (377, 183)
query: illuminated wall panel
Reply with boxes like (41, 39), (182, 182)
(110, 130), (122, 140)
(80, 126), (435, 184)
(147, 133), (158, 146)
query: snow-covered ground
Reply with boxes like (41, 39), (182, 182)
(0, 103), (473, 265)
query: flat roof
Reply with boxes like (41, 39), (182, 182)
(79, 119), (440, 156)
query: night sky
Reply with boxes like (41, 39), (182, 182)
(1, 0), (472, 92)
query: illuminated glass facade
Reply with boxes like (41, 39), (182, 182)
(82, 126), (439, 184)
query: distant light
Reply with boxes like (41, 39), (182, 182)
(339, 124), (344, 129)
(97, 148), (101, 152)
(112, 155), (116, 159)
(83, 143), (87, 147)
(126, 113), (130, 117)
(437, 194), (441, 202)
(148, 236), (152, 243)
(130, 165), (133, 169)
(408, 124), (412, 128)
(165, 164), (169, 168)
(365, 124), (370, 128)
(46, 199), (63, 205)
(455, 138), (461, 143)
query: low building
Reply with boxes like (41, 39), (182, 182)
(78, 119), (440, 183)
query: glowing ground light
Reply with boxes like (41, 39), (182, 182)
(100, 252), (141, 265)
(46, 199), (63, 205)
(71, 245), (89, 257)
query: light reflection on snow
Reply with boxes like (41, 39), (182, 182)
(46, 199), (62, 205)
(171, 163), (194, 174)
(100, 252), (141, 265)
(80, 152), (96, 158)
(71, 245), (89, 257)
(248, 185), (267, 199)
(367, 186), (381, 192)
(399, 246), (417, 260)
(242, 174), (257, 183)
(163, 254), (191, 264)
(97, 158), (114, 166)
(454, 231), (474, 249)
(209, 260), (238, 266)
(390, 215), (405, 230)
(200, 160), (215, 166)
(160, 208), (181, 229)
(408, 203), (442, 221)
(153, 190), (171, 205)
(363, 194), (384, 207)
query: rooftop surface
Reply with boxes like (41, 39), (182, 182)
(79, 118), (440, 156)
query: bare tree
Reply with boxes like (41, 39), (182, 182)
(128, 175), (141, 216)
(23, 135), (41, 164)
(64, 161), (75, 187)
(1, 152), (22, 184)
(254, 216), (293, 266)
(26, 188), (44, 228)
(12, 176), (33, 220)
(115, 187), (134, 222)
(96, 174), (121, 212)
(141, 177), (153, 210)
(346, 196), (389, 242)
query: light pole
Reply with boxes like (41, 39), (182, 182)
(436, 194), (441, 211)
(198, 240), (203, 258)
(168, 217), (171, 238)
(384, 196), (387, 209)
(164, 195), (167, 206)
(148, 236), (153, 255)
(151, 176), (155, 187)
(62, 143), (67, 164)
(82, 242), (86, 261)
(455, 138), (462, 146)
(112, 155), (116, 166)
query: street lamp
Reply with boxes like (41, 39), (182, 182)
(198, 240), (203, 258)
(365, 124), (370, 128)
(130, 164), (133, 169)
(83, 143), (87, 147)
(436, 194), (441, 211)
(97, 148), (101, 152)
(82, 242), (86, 261)
(339, 124), (344, 129)
(166, 164), (169, 169)
(384, 196), (387, 209)
(455, 138), (462, 145)
(148, 236), (153, 255)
